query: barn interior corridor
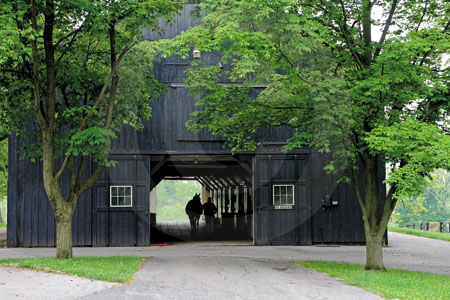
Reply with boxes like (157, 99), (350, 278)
(149, 155), (254, 244)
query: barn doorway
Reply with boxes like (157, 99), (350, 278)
(149, 155), (254, 244)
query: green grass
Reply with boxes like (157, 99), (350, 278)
(0, 256), (145, 283)
(389, 225), (450, 242)
(296, 261), (450, 300)
(0, 223), (6, 227)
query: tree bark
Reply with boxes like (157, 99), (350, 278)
(364, 231), (385, 271)
(55, 206), (74, 259)
(354, 154), (388, 271)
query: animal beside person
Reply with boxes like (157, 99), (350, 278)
(185, 193), (203, 236)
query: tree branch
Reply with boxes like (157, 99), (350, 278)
(75, 156), (87, 190)
(55, 41), (135, 181)
(415, 1), (428, 33)
(352, 166), (368, 221)
(31, 0), (47, 129)
(69, 156), (76, 196)
(278, 49), (315, 86)
(78, 25), (133, 195)
(373, 0), (399, 59)
(377, 183), (398, 238)
(56, 23), (85, 65)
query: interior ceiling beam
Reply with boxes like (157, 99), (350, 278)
(234, 155), (252, 175)
(207, 175), (225, 188)
(202, 176), (219, 190)
(150, 156), (168, 177)
(158, 168), (225, 177)
(234, 172), (251, 187)
(196, 177), (211, 190)
(163, 176), (197, 181)
(166, 164), (228, 169)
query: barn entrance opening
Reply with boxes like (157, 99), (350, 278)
(149, 155), (253, 244)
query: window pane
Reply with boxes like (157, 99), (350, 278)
(274, 186), (280, 196)
(274, 195), (280, 205)
(124, 196), (131, 206)
(287, 186), (293, 195)
(112, 187), (117, 197)
(119, 197), (125, 206)
(125, 187), (131, 197)
(281, 186), (286, 196)
(112, 196), (118, 206)
(119, 187), (125, 196)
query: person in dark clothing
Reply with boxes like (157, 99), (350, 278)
(185, 193), (203, 236)
(203, 197), (217, 234)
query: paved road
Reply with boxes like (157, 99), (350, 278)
(81, 255), (383, 300)
(0, 267), (114, 300)
(0, 232), (449, 299)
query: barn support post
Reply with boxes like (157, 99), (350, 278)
(236, 186), (246, 236)
(246, 187), (253, 239)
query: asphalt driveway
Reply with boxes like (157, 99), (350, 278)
(81, 254), (383, 300)
(0, 232), (448, 299)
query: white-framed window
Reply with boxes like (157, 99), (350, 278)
(273, 185), (294, 206)
(110, 186), (133, 207)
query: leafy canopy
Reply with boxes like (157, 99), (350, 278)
(161, 0), (450, 199)
(0, 0), (181, 164)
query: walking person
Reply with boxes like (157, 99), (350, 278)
(203, 197), (217, 234)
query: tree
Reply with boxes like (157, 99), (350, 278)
(0, 0), (182, 258)
(393, 169), (450, 225)
(162, 0), (450, 270)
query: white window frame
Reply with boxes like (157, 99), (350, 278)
(272, 184), (295, 206)
(110, 186), (133, 207)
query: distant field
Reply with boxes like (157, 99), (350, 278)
(157, 203), (188, 221)
(156, 180), (201, 222)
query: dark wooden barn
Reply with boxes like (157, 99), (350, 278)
(7, 4), (386, 247)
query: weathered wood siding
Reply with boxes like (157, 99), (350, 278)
(253, 152), (385, 245)
(109, 4), (296, 156)
(7, 134), (93, 247)
(92, 155), (150, 246)
(254, 154), (312, 245)
(7, 135), (150, 247)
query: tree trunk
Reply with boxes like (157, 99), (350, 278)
(358, 154), (387, 271)
(364, 229), (385, 271)
(55, 205), (75, 259)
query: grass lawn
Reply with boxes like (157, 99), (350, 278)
(0, 256), (145, 283)
(389, 225), (450, 242)
(0, 223), (6, 227)
(296, 261), (450, 300)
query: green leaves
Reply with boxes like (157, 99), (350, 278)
(67, 127), (116, 157)
(0, 0), (180, 163)
(367, 119), (450, 198)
